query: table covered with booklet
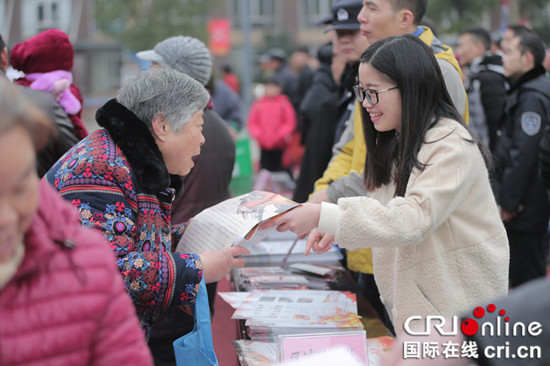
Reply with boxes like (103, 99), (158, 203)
(224, 230), (394, 365)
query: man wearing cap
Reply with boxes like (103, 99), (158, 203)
(137, 36), (236, 365)
(320, 0), (369, 144)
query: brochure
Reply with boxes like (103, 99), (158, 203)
(175, 190), (300, 253)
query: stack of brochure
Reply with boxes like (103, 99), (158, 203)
(220, 289), (364, 343)
(234, 265), (341, 291)
(233, 336), (394, 366)
(243, 234), (344, 267)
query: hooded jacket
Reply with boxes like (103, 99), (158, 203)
(45, 99), (202, 338)
(0, 182), (152, 365)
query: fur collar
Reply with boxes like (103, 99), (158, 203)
(95, 99), (182, 193)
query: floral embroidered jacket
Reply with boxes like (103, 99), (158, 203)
(45, 99), (202, 338)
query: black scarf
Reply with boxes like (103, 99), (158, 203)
(95, 99), (182, 194)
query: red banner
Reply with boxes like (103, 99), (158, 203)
(208, 18), (231, 57)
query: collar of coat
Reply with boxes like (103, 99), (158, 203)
(95, 98), (182, 194)
(508, 64), (547, 94)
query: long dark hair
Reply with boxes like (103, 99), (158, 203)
(360, 34), (490, 197)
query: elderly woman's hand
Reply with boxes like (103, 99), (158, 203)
(258, 203), (322, 238)
(199, 246), (250, 284)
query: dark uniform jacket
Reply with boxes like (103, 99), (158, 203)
(492, 65), (550, 233)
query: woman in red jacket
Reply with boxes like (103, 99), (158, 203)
(0, 79), (152, 365)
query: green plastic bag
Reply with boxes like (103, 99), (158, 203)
(230, 134), (254, 196)
(233, 135), (253, 178)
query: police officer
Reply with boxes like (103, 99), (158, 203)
(492, 32), (550, 288)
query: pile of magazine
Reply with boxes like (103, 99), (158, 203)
(234, 264), (344, 292)
(220, 288), (364, 343)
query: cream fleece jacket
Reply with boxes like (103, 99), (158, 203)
(319, 118), (509, 335)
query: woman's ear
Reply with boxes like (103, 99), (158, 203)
(151, 114), (169, 142)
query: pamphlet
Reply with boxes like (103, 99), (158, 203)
(277, 331), (368, 364)
(175, 190), (300, 253)
(232, 340), (277, 366)
(289, 263), (342, 277)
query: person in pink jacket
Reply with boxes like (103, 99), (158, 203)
(0, 78), (152, 365)
(248, 76), (297, 173)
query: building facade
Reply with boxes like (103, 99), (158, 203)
(1, 0), (121, 97)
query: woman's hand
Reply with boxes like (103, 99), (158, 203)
(305, 228), (335, 256)
(199, 246), (250, 283)
(308, 189), (330, 204)
(258, 203), (322, 238)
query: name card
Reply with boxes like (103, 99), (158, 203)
(277, 331), (368, 364)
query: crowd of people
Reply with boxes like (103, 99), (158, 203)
(1, 0), (550, 365)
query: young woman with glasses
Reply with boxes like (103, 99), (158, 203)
(261, 34), (509, 336)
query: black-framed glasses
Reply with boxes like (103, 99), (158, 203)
(353, 85), (398, 105)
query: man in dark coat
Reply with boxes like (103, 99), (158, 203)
(456, 26), (508, 152)
(492, 32), (550, 288)
(293, 43), (341, 202)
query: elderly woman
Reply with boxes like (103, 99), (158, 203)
(45, 67), (249, 338)
(0, 79), (152, 364)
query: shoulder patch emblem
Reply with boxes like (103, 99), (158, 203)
(521, 111), (541, 136)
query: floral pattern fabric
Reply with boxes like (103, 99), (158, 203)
(45, 129), (202, 337)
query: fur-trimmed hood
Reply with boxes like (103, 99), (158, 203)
(95, 98), (182, 193)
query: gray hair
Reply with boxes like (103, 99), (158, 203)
(116, 67), (209, 132)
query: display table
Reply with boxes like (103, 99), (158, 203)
(225, 231), (392, 364)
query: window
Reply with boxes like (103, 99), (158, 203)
(301, 0), (339, 28)
(35, 1), (61, 29)
(231, 0), (276, 29)
(51, 2), (58, 21)
(38, 4), (44, 21)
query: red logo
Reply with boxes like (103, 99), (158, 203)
(461, 304), (510, 336)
